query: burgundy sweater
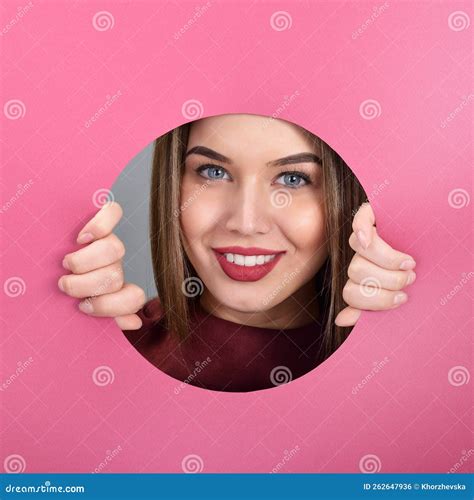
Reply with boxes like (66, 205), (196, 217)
(122, 298), (325, 392)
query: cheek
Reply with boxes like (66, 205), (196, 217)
(179, 180), (222, 247)
(279, 195), (326, 255)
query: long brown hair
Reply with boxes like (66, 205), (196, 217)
(149, 117), (366, 363)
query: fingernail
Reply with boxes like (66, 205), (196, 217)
(78, 300), (93, 314)
(393, 293), (407, 305)
(407, 272), (416, 285)
(57, 277), (65, 292)
(62, 258), (70, 270)
(400, 259), (416, 270)
(357, 230), (369, 249)
(77, 232), (94, 244)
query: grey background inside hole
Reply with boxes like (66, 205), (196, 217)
(110, 141), (157, 301)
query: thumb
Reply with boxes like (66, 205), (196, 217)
(352, 202), (376, 250)
(335, 306), (362, 327)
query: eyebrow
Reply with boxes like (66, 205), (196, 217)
(185, 146), (322, 167)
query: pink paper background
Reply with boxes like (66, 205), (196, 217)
(1, 0), (472, 473)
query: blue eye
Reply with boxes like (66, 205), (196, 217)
(196, 165), (231, 181)
(275, 171), (311, 188)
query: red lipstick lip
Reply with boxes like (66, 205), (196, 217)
(212, 250), (285, 282)
(212, 246), (286, 256)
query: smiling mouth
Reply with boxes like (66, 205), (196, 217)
(212, 247), (286, 282)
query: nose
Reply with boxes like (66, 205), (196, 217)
(224, 181), (271, 235)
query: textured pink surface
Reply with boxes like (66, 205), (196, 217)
(1, 0), (472, 473)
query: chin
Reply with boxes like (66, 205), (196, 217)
(210, 282), (284, 313)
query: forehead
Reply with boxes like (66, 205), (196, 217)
(187, 114), (319, 160)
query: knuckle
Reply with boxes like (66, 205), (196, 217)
(108, 234), (126, 260)
(348, 232), (358, 251)
(387, 252), (401, 269)
(66, 254), (80, 274)
(392, 273), (406, 290)
(342, 280), (352, 303)
(136, 287), (146, 307)
(90, 219), (108, 237)
(114, 266), (125, 286)
(348, 255), (362, 278)
(109, 267), (124, 292)
(381, 291), (394, 309)
(130, 286), (146, 312)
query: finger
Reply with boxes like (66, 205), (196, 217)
(63, 233), (125, 274)
(348, 231), (416, 271)
(343, 278), (408, 310)
(348, 254), (416, 291)
(58, 262), (124, 298)
(335, 306), (362, 327)
(115, 314), (143, 330)
(76, 201), (123, 244)
(352, 202), (375, 249)
(78, 283), (146, 317)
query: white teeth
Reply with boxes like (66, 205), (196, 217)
(234, 254), (245, 266)
(223, 253), (277, 267)
(244, 256), (256, 266)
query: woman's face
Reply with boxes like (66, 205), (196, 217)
(180, 114), (328, 319)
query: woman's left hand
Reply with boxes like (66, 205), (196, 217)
(335, 202), (417, 327)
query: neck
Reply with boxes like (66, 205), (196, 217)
(199, 278), (320, 330)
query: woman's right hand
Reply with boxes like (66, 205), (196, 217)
(57, 201), (146, 330)
(335, 202), (416, 327)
